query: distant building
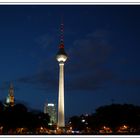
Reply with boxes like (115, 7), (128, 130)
(44, 103), (57, 125)
(5, 83), (15, 107)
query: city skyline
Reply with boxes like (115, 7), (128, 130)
(0, 5), (140, 118)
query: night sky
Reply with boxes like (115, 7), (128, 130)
(0, 5), (140, 119)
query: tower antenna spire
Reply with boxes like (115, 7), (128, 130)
(60, 17), (64, 49)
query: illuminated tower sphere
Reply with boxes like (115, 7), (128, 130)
(56, 22), (68, 128)
(6, 83), (14, 107)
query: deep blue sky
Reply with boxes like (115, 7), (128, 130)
(0, 5), (140, 119)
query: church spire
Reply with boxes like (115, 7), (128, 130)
(9, 82), (14, 96)
(7, 82), (14, 107)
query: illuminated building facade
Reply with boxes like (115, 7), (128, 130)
(56, 22), (68, 128)
(44, 103), (57, 125)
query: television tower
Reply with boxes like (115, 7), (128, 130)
(56, 22), (68, 128)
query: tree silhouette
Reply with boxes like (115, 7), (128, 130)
(69, 104), (140, 134)
(91, 104), (140, 133)
(0, 102), (50, 134)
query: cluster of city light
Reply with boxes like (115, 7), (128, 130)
(0, 123), (136, 134)
(99, 124), (132, 134)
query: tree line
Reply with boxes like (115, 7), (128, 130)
(0, 102), (50, 134)
(1, 101), (140, 134)
(69, 104), (140, 134)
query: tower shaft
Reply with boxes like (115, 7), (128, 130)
(58, 62), (65, 127)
